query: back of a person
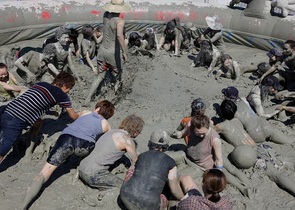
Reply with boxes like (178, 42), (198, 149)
(101, 11), (118, 51)
(177, 194), (232, 210)
(120, 150), (175, 209)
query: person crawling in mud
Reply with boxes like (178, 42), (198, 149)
(126, 28), (157, 50)
(120, 129), (184, 210)
(14, 43), (57, 84)
(191, 39), (213, 68)
(0, 72), (80, 163)
(18, 100), (115, 210)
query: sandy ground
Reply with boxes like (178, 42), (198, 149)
(0, 38), (295, 210)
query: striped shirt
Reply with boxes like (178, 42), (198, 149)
(5, 82), (71, 125)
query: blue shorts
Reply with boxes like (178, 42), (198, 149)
(47, 134), (95, 166)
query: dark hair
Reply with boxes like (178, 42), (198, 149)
(69, 28), (79, 39)
(128, 32), (142, 48)
(202, 169), (227, 203)
(82, 24), (94, 38)
(190, 114), (210, 130)
(118, 115), (145, 137)
(191, 98), (206, 116)
(55, 26), (70, 40)
(285, 40), (295, 49)
(95, 100), (115, 120)
(257, 62), (271, 76)
(52, 72), (75, 89)
(0, 63), (8, 69)
(220, 99), (237, 120)
(94, 25), (103, 33)
(220, 54), (232, 65)
(148, 141), (169, 151)
(43, 43), (56, 56)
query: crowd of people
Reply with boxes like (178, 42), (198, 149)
(0, 0), (294, 209)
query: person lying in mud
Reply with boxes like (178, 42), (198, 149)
(157, 17), (187, 57)
(246, 75), (283, 119)
(0, 62), (27, 103)
(222, 86), (295, 144)
(120, 129), (184, 210)
(219, 99), (295, 197)
(14, 43), (58, 84)
(44, 26), (80, 82)
(17, 100), (115, 210)
(0, 72), (80, 163)
(78, 115), (144, 190)
(177, 169), (232, 210)
(214, 54), (257, 81)
(201, 15), (225, 74)
(80, 24), (103, 75)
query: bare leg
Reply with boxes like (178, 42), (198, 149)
(18, 162), (57, 210)
(85, 71), (107, 103)
(269, 128), (295, 144)
(207, 50), (221, 74)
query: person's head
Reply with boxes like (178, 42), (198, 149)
(190, 114), (210, 138)
(0, 63), (9, 82)
(148, 129), (169, 151)
(205, 15), (223, 31)
(202, 169), (227, 202)
(260, 75), (283, 99)
(191, 98), (208, 116)
(220, 99), (237, 120)
(102, 0), (132, 14)
(68, 28), (79, 43)
(266, 48), (282, 63)
(95, 100), (115, 120)
(118, 115), (145, 138)
(82, 24), (94, 39)
(166, 20), (176, 34)
(52, 72), (75, 93)
(55, 27), (70, 46)
(94, 26), (103, 38)
(128, 32), (142, 48)
(256, 62), (271, 77)
(221, 86), (239, 101)
(220, 54), (233, 69)
(283, 40), (295, 56)
(42, 43), (56, 60)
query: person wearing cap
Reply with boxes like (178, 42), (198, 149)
(201, 15), (225, 74)
(222, 86), (294, 144)
(246, 75), (283, 118)
(157, 17), (187, 57)
(78, 114), (144, 190)
(85, 0), (131, 103)
(119, 129), (184, 210)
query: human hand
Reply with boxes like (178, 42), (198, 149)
(122, 53), (128, 63)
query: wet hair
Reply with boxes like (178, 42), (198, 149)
(0, 62), (8, 70)
(118, 115), (145, 137)
(202, 169), (227, 203)
(82, 24), (94, 39)
(148, 141), (169, 151)
(52, 71), (75, 89)
(69, 28), (79, 39)
(95, 100), (115, 120)
(191, 98), (206, 116)
(260, 75), (281, 102)
(55, 26), (70, 40)
(257, 62), (271, 76)
(43, 43), (56, 56)
(128, 32), (142, 48)
(220, 99), (237, 120)
(190, 114), (210, 130)
(220, 54), (232, 65)
(285, 40), (295, 49)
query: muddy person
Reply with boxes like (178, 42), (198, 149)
(85, 0), (131, 103)
(0, 72), (80, 163)
(201, 15), (225, 75)
(14, 44), (57, 84)
(17, 100), (114, 210)
(78, 115), (144, 190)
(119, 129), (184, 210)
(177, 169), (232, 210)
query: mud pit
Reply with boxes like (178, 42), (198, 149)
(1, 39), (295, 210)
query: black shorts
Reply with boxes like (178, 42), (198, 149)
(47, 134), (95, 166)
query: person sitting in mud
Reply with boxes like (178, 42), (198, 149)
(142, 27), (157, 50)
(157, 17), (187, 57)
(177, 169), (232, 210)
(120, 129), (184, 210)
(219, 99), (295, 197)
(214, 54), (258, 81)
(14, 43), (58, 84)
(43, 27), (80, 57)
(246, 75), (283, 118)
(80, 24), (103, 75)
(222, 86), (295, 144)
(78, 115), (144, 190)
(44, 26), (80, 82)
(0, 72), (80, 163)
(85, 0), (131, 103)
(18, 100), (115, 210)
(201, 15), (225, 74)
(0, 62), (27, 103)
